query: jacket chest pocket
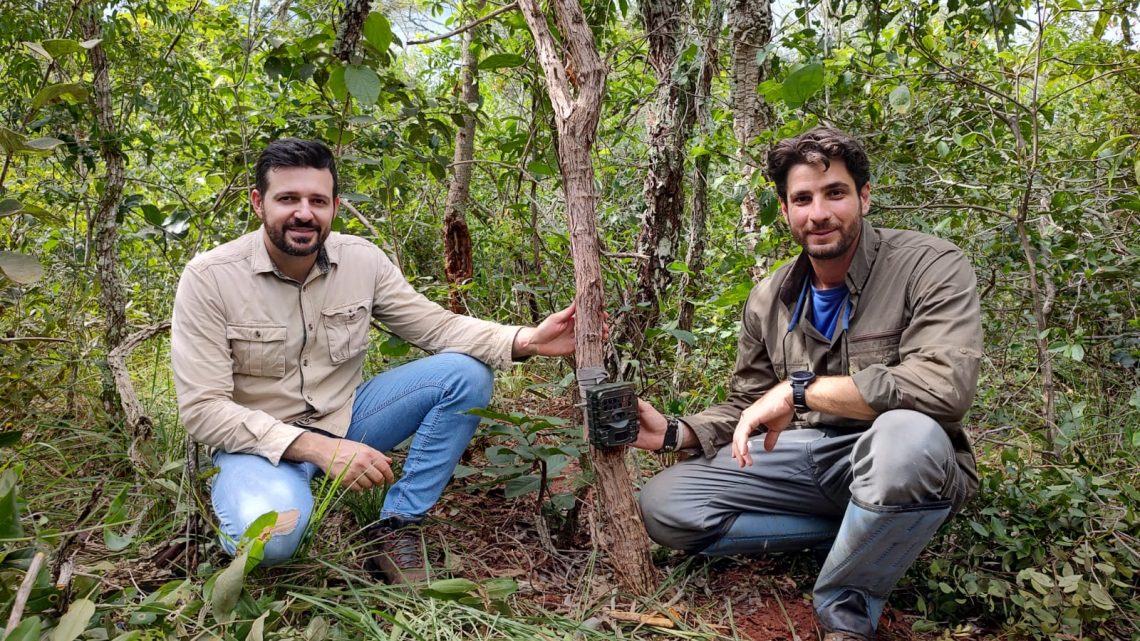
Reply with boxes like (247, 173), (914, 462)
(847, 328), (903, 374)
(322, 300), (371, 364)
(227, 324), (287, 377)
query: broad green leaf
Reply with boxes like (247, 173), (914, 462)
(0, 198), (23, 217)
(425, 578), (478, 594)
(247, 610), (269, 641)
(211, 546), (250, 617)
(0, 469), (23, 539)
(665, 260), (691, 275)
(0, 251), (44, 284)
(526, 161), (555, 177)
(79, 38), (102, 49)
(888, 85), (912, 113)
(41, 39), (83, 58)
(781, 63), (824, 109)
(1128, 386), (1140, 411)
(5, 616), (42, 641)
(504, 474), (541, 498)
(51, 598), (96, 641)
(327, 65), (347, 102)
(479, 53), (525, 71)
(363, 12), (393, 53)
(26, 137), (64, 151)
(103, 484), (132, 552)
(31, 83), (88, 110)
(668, 328), (698, 346)
(483, 577), (519, 600)
(711, 280), (754, 308)
(344, 64), (381, 105)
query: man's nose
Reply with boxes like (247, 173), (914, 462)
(293, 200), (315, 220)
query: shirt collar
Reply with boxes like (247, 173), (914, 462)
(779, 218), (880, 307)
(250, 229), (334, 279)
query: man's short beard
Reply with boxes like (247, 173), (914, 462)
(266, 224), (325, 257)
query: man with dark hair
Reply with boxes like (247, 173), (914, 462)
(631, 126), (982, 640)
(172, 138), (579, 583)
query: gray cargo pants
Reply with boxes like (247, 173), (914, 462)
(638, 409), (971, 553)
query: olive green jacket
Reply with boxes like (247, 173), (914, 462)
(681, 219), (983, 496)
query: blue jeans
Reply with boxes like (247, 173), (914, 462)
(209, 353), (493, 564)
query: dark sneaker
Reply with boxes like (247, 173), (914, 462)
(364, 517), (429, 585)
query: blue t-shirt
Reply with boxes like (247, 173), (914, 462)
(810, 283), (850, 340)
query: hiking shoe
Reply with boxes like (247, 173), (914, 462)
(364, 517), (429, 585)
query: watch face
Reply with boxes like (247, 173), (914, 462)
(790, 370), (814, 384)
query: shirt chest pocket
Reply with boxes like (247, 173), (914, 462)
(227, 324), (287, 378)
(322, 299), (371, 364)
(847, 328), (903, 374)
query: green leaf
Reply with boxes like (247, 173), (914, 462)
(41, 39), (83, 59)
(781, 63), (824, 109)
(363, 12), (393, 53)
(51, 598), (96, 641)
(1088, 583), (1115, 610)
(6, 616), (42, 641)
(0, 251), (44, 284)
(0, 198), (23, 217)
(25, 137), (64, 151)
(1134, 153), (1139, 184)
(668, 328), (698, 346)
(888, 85), (912, 113)
(504, 474), (541, 498)
(31, 83), (88, 110)
(711, 280), (754, 308)
(483, 577), (519, 600)
(103, 484), (133, 551)
(211, 546), (250, 618)
(327, 65), (347, 102)
(526, 161), (555, 177)
(247, 610), (269, 641)
(0, 431), (22, 448)
(345, 65), (381, 105)
(0, 469), (23, 539)
(479, 53), (525, 71)
(425, 578), (478, 594)
(24, 41), (52, 59)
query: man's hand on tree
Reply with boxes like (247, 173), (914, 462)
(513, 302), (609, 358)
(630, 398), (668, 451)
(731, 381), (795, 467)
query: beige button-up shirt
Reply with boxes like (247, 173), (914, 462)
(171, 230), (521, 464)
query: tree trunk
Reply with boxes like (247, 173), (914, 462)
(82, 8), (128, 422)
(334, 0), (373, 62)
(442, 0), (484, 314)
(729, 0), (773, 279)
(518, 0), (656, 595)
(616, 0), (700, 369)
(675, 0), (725, 379)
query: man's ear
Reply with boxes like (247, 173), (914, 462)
(859, 183), (871, 216)
(778, 197), (789, 224)
(250, 189), (264, 220)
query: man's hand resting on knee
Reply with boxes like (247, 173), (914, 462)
(284, 431), (395, 491)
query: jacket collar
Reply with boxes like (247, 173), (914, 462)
(779, 219), (880, 307)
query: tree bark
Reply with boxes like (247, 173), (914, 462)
(442, 0), (484, 314)
(615, 0), (700, 370)
(729, 0), (773, 279)
(82, 8), (129, 420)
(675, 0), (725, 378)
(518, 0), (656, 595)
(334, 0), (373, 62)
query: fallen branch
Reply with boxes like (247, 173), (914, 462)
(4, 551), (45, 638)
(107, 320), (172, 465)
(602, 608), (676, 628)
(0, 336), (73, 344)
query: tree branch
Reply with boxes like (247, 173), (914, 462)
(406, 3), (518, 45)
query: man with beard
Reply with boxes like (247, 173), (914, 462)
(631, 127), (982, 641)
(172, 139), (579, 583)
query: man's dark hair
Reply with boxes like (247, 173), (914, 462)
(255, 138), (338, 197)
(766, 126), (870, 203)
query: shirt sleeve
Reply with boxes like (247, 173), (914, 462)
(367, 247), (521, 369)
(851, 249), (983, 423)
(679, 286), (781, 458)
(171, 265), (306, 464)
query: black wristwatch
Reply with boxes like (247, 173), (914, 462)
(789, 370), (817, 413)
(657, 416), (680, 453)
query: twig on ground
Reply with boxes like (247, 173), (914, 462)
(4, 551), (45, 637)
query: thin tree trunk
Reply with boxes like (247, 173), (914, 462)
(518, 0), (656, 595)
(729, 0), (772, 280)
(616, 0), (701, 370)
(443, 0), (484, 313)
(82, 8), (128, 422)
(334, 0), (373, 62)
(675, 0), (725, 381)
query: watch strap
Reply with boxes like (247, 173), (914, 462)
(657, 416), (680, 453)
